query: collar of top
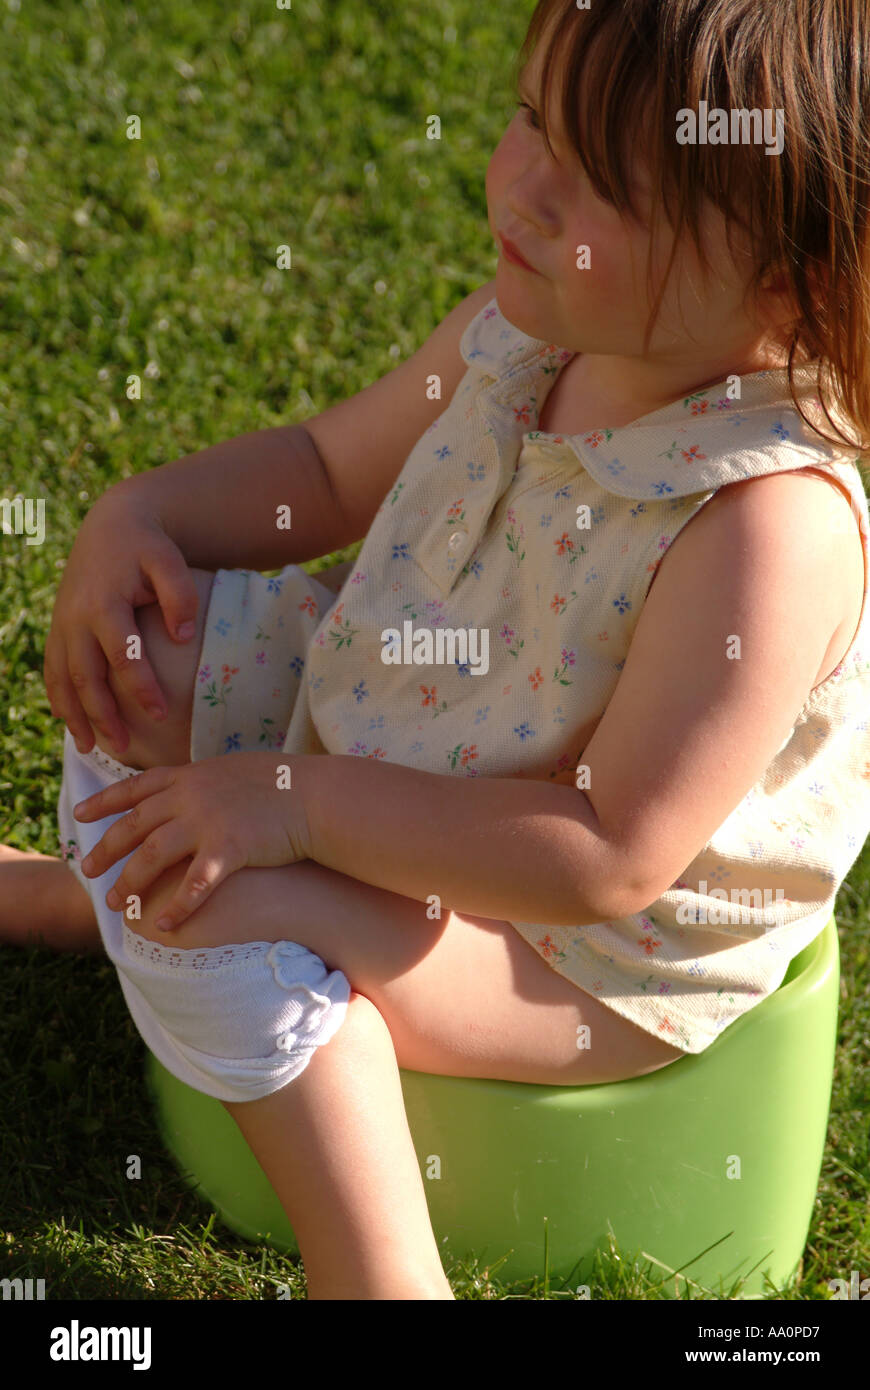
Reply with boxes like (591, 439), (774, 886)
(459, 296), (859, 500)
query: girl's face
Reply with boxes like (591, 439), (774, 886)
(485, 43), (790, 397)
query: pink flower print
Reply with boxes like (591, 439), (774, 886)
(513, 403), (532, 426)
(351, 571), (365, 584)
(681, 444), (707, 463)
(256, 651), (267, 665)
(529, 666), (544, 691)
(483, 306), (497, 319)
(505, 513), (525, 565)
(221, 664), (239, 686)
(553, 648), (576, 686)
(299, 593), (317, 618)
(197, 664), (212, 684)
(501, 624), (523, 657)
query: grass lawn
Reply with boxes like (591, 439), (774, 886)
(0, 0), (867, 1300)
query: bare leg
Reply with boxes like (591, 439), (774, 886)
(0, 845), (100, 951)
(224, 991), (454, 1301)
(38, 564), (455, 1298)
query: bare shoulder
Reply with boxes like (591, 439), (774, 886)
(687, 467), (866, 687)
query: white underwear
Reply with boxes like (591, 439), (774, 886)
(56, 728), (351, 1103)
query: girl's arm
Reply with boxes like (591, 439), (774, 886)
(305, 754), (630, 928)
(115, 424), (344, 572)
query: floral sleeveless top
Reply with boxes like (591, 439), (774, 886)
(284, 296), (870, 1054)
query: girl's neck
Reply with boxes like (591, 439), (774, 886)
(539, 338), (802, 436)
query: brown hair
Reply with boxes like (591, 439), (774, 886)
(514, 0), (870, 467)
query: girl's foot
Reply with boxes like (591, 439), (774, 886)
(0, 844), (100, 952)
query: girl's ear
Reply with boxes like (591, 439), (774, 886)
(755, 258), (827, 334)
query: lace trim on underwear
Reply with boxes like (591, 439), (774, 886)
(122, 922), (311, 970)
(87, 745), (142, 780)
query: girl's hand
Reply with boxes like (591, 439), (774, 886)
(73, 751), (313, 931)
(44, 482), (202, 757)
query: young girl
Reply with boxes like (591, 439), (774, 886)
(4, 0), (870, 1299)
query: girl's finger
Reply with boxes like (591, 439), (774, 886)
(80, 788), (177, 879)
(104, 821), (194, 917)
(44, 637), (102, 754)
(92, 595), (173, 722)
(74, 766), (170, 821)
(154, 848), (237, 932)
(65, 627), (132, 756)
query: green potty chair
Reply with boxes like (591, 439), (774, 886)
(144, 914), (840, 1298)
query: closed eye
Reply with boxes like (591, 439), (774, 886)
(515, 99), (542, 132)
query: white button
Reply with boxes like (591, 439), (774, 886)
(447, 531), (465, 550)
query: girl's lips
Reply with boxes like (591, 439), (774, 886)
(499, 233), (540, 274)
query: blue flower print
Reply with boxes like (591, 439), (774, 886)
(266, 576), (284, 595)
(474, 706), (490, 724)
(554, 485), (571, 500)
(367, 715), (385, 731)
(289, 656), (304, 678)
(652, 481), (675, 496)
(435, 446), (451, 460)
(540, 514), (553, 528)
(224, 732), (242, 752)
(514, 722), (536, 741)
(612, 593), (632, 615)
(215, 617), (232, 637)
(771, 421), (790, 442)
(392, 542), (410, 560)
(466, 461), (486, 482)
(353, 679), (369, 704)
